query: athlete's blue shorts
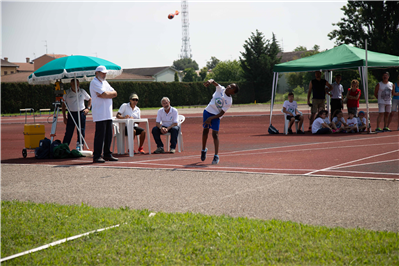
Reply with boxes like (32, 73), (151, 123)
(203, 110), (220, 131)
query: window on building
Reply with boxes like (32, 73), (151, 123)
(4, 71), (7, 75)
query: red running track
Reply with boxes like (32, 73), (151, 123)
(1, 111), (398, 180)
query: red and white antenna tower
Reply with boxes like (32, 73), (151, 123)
(180, 0), (192, 59)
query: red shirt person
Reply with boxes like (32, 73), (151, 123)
(346, 79), (361, 116)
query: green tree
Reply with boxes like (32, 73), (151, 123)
(209, 60), (242, 82)
(328, 1), (399, 80)
(294, 45), (307, 52)
(286, 45), (321, 92)
(173, 58), (199, 71)
(239, 30), (281, 102)
(182, 68), (198, 82)
(206, 56), (220, 70)
(198, 67), (208, 81)
(174, 72), (179, 82)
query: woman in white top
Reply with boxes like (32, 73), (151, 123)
(116, 93), (146, 154)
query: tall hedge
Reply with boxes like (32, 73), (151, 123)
(1, 81), (269, 114)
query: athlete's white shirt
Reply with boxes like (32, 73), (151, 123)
(205, 85), (233, 116)
(63, 88), (90, 112)
(332, 116), (346, 124)
(347, 117), (358, 127)
(118, 103), (141, 127)
(357, 117), (366, 125)
(156, 107), (179, 128)
(283, 100), (297, 116)
(312, 117), (325, 134)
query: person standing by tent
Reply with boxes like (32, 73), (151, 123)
(90, 65), (119, 163)
(374, 72), (393, 132)
(330, 74), (344, 117)
(307, 71), (333, 131)
(345, 79), (361, 116)
(62, 79), (91, 150)
(387, 75), (399, 131)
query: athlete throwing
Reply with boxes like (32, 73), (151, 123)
(201, 79), (239, 164)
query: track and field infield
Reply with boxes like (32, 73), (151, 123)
(2, 108), (398, 180)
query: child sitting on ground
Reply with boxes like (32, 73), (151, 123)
(357, 111), (367, 132)
(346, 110), (359, 133)
(282, 92), (305, 134)
(331, 109), (347, 133)
(311, 110), (333, 134)
(318, 107), (338, 133)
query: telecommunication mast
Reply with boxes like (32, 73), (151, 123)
(180, 0), (192, 58)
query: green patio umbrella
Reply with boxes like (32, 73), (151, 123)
(28, 55), (122, 84)
(27, 55), (122, 155)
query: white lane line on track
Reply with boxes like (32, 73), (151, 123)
(110, 141), (397, 166)
(331, 159), (399, 170)
(111, 162), (399, 176)
(6, 163), (398, 181)
(114, 161), (317, 172)
(304, 150), (399, 175)
(131, 134), (399, 164)
(327, 169), (399, 176)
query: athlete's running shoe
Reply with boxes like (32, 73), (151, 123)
(212, 155), (220, 165)
(375, 128), (383, 132)
(201, 148), (207, 161)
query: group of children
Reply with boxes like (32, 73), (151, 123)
(283, 92), (367, 135)
(311, 109), (366, 134)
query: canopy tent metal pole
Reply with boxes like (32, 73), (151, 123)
(324, 70), (333, 118)
(269, 72), (279, 125)
(73, 74), (84, 151)
(364, 39), (371, 133)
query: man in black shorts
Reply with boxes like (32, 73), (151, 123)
(307, 70), (333, 131)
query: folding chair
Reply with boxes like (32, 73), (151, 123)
(281, 109), (304, 135)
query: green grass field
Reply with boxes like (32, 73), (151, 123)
(2, 201), (398, 265)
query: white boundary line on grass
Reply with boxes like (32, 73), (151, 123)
(0, 224), (120, 263)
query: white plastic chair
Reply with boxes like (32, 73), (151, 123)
(163, 115), (185, 152)
(281, 109), (304, 135)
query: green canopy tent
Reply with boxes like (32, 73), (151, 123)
(270, 44), (399, 132)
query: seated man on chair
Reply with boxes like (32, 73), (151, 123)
(283, 92), (304, 134)
(152, 97), (179, 154)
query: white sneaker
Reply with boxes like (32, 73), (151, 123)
(212, 155), (220, 165)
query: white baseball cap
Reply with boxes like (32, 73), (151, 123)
(95, 65), (108, 73)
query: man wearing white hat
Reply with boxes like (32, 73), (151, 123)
(90, 65), (118, 163)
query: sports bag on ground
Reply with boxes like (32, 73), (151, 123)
(268, 124), (279, 134)
(34, 137), (51, 159)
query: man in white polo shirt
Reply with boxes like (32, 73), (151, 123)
(90, 66), (118, 163)
(62, 79), (91, 150)
(152, 97), (179, 154)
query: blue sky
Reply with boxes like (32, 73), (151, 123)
(2, 0), (347, 69)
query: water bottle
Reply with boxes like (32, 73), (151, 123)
(76, 142), (80, 151)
